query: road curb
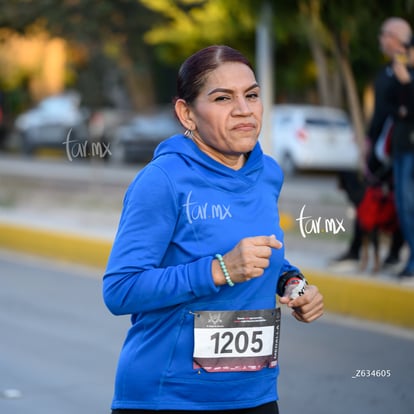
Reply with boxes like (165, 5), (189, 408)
(0, 222), (112, 269)
(302, 270), (414, 329)
(1, 220), (413, 330)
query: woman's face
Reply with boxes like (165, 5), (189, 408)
(187, 62), (263, 167)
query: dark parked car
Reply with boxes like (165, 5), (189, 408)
(109, 110), (181, 164)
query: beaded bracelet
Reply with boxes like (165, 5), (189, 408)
(215, 254), (235, 287)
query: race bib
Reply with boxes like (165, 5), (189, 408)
(193, 308), (280, 372)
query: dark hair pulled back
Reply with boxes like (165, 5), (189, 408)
(175, 45), (254, 105)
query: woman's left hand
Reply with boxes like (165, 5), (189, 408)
(279, 285), (324, 323)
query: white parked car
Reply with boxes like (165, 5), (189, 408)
(14, 91), (89, 155)
(270, 104), (360, 174)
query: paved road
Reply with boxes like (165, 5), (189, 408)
(0, 251), (130, 414)
(1, 250), (413, 414)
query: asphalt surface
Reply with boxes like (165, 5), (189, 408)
(1, 251), (413, 414)
(0, 251), (129, 414)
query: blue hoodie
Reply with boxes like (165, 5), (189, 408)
(103, 134), (299, 410)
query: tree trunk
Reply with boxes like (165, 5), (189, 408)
(118, 47), (156, 112)
(307, 29), (333, 106)
(300, 0), (338, 107)
(331, 35), (366, 171)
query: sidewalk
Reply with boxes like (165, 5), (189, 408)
(1, 155), (414, 329)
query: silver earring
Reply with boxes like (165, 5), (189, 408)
(184, 129), (194, 138)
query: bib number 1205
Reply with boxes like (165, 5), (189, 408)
(193, 309), (280, 372)
(211, 330), (263, 354)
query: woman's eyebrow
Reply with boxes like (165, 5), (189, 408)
(207, 83), (260, 96)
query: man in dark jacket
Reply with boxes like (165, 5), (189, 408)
(334, 17), (411, 268)
(390, 35), (414, 277)
(367, 17), (412, 176)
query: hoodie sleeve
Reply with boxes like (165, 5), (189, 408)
(279, 259), (300, 279)
(103, 164), (220, 315)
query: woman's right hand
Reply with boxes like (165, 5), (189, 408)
(212, 235), (283, 286)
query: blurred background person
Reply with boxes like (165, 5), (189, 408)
(333, 17), (411, 269)
(389, 35), (414, 278)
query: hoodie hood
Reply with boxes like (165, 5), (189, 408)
(153, 134), (265, 193)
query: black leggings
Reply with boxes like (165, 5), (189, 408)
(112, 401), (279, 414)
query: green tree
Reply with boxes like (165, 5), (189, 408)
(315, 0), (414, 157)
(2, 0), (414, 120)
(139, 0), (414, 165)
(0, 0), (165, 110)
(139, 0), (258, 63)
